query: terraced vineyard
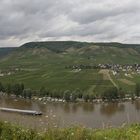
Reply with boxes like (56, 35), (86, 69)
(0, 41), (140, 95)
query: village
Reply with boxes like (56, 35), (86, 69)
(66, 63), (140, 75)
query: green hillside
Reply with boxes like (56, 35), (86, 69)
(20, 41), (140, 64)
(0, 41), (140, 96)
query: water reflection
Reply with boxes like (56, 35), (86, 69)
(82, 103), (94, 112)
(61, 103), (95, 113)
(134, 100), (140, 111)
(0, 96), (140, 129)
(71, 104), (78, 113)
(100, 102), (125, 117)
(63, 103), (71, 113)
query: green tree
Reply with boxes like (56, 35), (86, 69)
(135, 83), (140, 97)
(0, 82), (4, 92)
(75, 88), (83, 98)
(118, 88), (125, 99)
(130, 91), (135, 100)
(12, 84), (20, 96)
(21, 83), (24, 91)
(22, 89), (32, 99)
(83, 94), (89, 102)
(71, 91), (77, 102)
(101, 87), (118, 101)
(39, 86), (48, 97)
(63, 90), (71, 102)
(89, 93), (95, 102)
(5, 84), (12, 95)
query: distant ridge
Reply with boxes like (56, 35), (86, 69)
(20, 41), (90, 52)
(0, 41), (140, 63)
(20, 41), (140, 54)
(0, 47), (16, 58)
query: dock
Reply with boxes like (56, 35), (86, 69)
(0, 107), (42, 115)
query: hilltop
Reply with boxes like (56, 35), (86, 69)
(19, 41), (140, 64)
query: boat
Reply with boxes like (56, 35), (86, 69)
(0, 107), (42, 115)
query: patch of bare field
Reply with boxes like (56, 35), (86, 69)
(21, 68), (39, 71)
(71, 69), (81, 73)
(125, 74), (134, 79)
(119, 79), (135, 85)
(99, 69), (110, 80)
(99, 69), (118, 88)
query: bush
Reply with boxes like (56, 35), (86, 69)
(63, 90), (71, 102)
(83, 94), (89, 102)
(135, 83), (140, 97)
(22, 89), (32, 99)
(1, 121), (140, 140)
(101, 87), (119, 101)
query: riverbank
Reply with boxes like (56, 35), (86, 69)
(32, 95), (140, 104)
(0, 81), (140, 103)
(0, 121), (140, 140)
(1, 91), (140, 104)
(1, 96), (140, 129)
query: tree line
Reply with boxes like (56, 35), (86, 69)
(0, 82), (33, 99)
(0, 81), (140, 102)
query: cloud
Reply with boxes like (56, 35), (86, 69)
(0, 0), (140, 46)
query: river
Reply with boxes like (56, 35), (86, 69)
(0, 96), (140, 130)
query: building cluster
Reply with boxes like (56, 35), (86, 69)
(66, 64), (140, 74)
(98, 64), (140, 72)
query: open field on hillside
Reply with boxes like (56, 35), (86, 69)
(0, 41), (140, 95)
(0, 52), (140, 95)
(118, 79), (135, 86)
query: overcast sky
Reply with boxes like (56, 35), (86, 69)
(0, 0), (140, 47)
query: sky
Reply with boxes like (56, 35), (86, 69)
(0, 0), (140, 47)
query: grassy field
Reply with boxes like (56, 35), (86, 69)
(1, 121), (140, 140)
(0, 41), (140, 95)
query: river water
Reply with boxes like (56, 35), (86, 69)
(0, 96), (140, 130)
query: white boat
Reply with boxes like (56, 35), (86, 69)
(0, 107), (42, 115)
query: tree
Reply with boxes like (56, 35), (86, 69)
(21, 83), (24, 91)
(5, 84), (12, 95)
(130, 91), (135, 100)
(135, 83), (140, 97)
(101, 87), (118, 101)
(22, 89), (32, 99)
(118, 88), (125, 99)
(52, 90), (63, 99)
(71, 91), (77, 102)
(39, 86), (48, 97)
(63, 90), (71, 102)
(83, 94), (89, 102)
(0, 82), (4, 92)
(12, 84), (21, 96)
(89, 93), (95, 102)
(22, 89), (27, 98)
(75, 89), (83, 98)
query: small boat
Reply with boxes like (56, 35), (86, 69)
(0, 107), (42, 115)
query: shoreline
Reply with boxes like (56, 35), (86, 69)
(1, 91), (140, 104)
